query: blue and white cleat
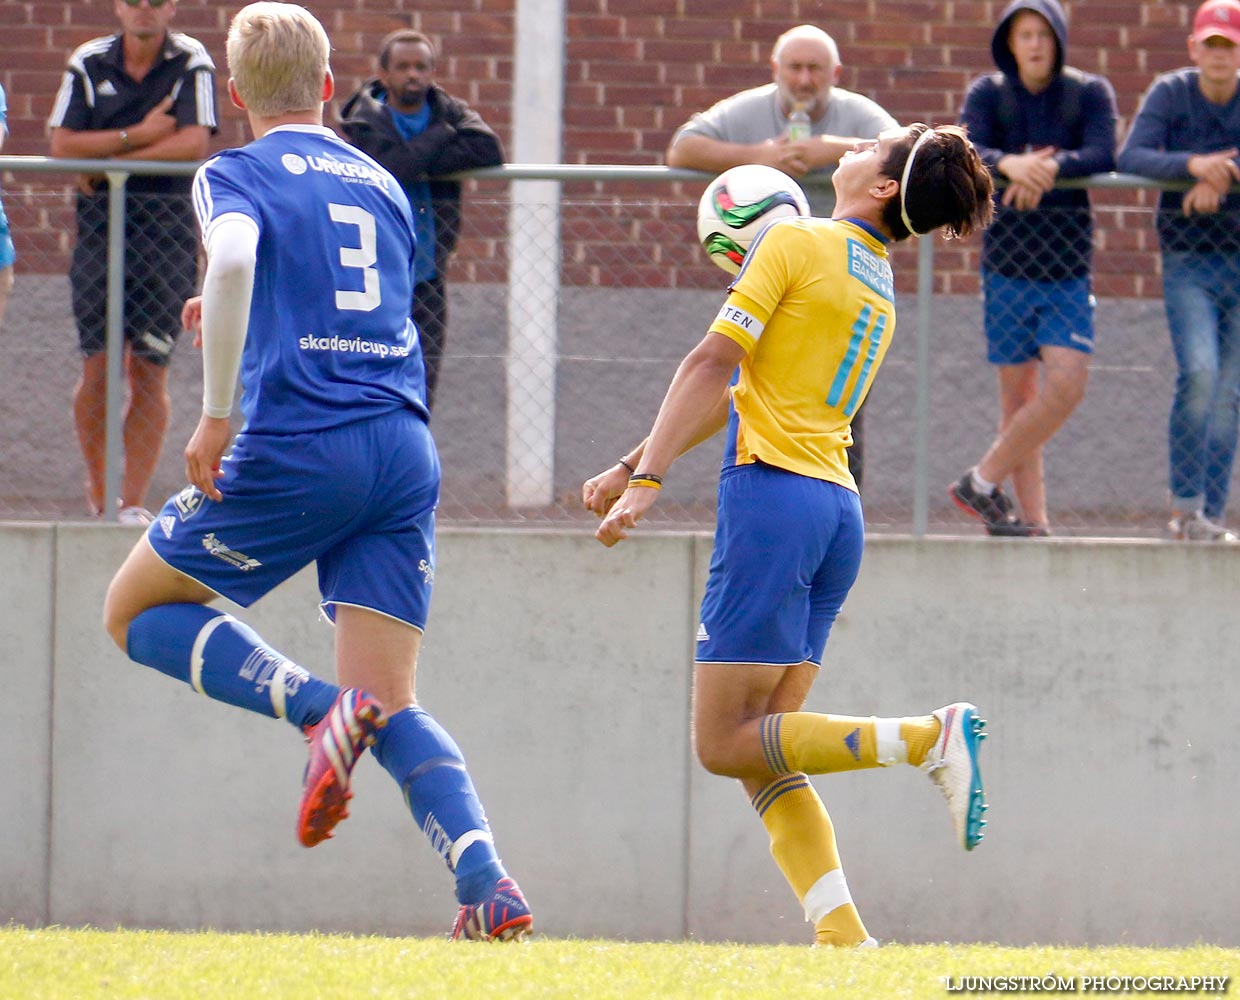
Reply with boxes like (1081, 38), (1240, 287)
(922, 702), (989, 850)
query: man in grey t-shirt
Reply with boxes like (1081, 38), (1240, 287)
(667, 23), (896, 487)
(666, 24), (896, 217)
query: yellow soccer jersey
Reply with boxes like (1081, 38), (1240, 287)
(708, 216), (896, 490)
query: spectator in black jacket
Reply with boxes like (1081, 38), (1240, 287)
(948, 0), (1116, 538)
(339, 30), (504, 409)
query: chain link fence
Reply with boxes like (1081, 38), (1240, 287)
(0, 159), (1230, 537)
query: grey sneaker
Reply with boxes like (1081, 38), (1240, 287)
(1170, 512), (1238, 543)
(948, 473), (1020, 535)
(117, 505), (154, 526)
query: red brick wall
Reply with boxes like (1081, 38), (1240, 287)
(0, 1), (1207, 294)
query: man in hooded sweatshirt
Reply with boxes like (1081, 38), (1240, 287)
(338, 30), (503, 410)
(949, 0), (1117, 538)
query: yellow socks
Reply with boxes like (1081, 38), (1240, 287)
(900, 714), (940, 768)
(752, 773), (869, 947)
(761, 712), (941, 774)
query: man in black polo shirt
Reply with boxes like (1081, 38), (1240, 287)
(49, 0), (216, 523)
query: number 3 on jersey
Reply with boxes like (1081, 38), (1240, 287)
(328, 202), (380, 312)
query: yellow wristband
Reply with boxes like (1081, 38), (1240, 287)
(628, 473), (663, 490)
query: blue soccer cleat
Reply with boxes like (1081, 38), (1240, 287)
(296, 688), (385, 848)
(451, 877), (534, 941)
(922, 702), (989, 850)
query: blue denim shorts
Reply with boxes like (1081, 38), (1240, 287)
(0, 212), (14, 270)
(147, 409), (439, 629)
(696, 462), (864, 667)
(983, 270), (1095, 365)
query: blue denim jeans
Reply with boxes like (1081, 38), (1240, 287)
(1162, 251), (1240, 521)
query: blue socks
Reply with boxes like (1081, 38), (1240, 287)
(372, 706), (506, 905)
(127, 604), (505, 905)
(126, 603), (338, 729)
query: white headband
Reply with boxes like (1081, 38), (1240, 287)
(898, 127), (936, 237)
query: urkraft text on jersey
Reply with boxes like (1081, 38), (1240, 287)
(305, 155), (389, 188)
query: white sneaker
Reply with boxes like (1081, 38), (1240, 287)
(921, 702), (988, 851)
(1170, 511), (1237, 543)
(116, 505), (154, 526)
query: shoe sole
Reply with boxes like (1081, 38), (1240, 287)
(453, 912), (534, 942)
(296, 701), (384, 848)
(949, 485), (1023, 537)
(949, 705), (988, 851)
(490, 915), (534, 941)
(948, 484), (993, 527)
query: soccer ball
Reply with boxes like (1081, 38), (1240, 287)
(696, 164), (810, 275)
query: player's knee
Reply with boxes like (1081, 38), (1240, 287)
(694, 735), (741, 777)
(101, 586), (133, 653)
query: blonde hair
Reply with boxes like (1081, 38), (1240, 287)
(227, 2), (330, 118)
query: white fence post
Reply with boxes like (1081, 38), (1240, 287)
(505, 0), (565, 508)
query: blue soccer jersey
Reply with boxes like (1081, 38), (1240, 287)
(192, 124), (427, 435)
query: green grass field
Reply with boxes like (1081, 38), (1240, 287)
(2, 927), (1236, 1000)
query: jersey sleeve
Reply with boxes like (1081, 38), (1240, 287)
(707, 220), (799, 352)
(47, 67), (90, 131)
(193, 153), (262, 247)
(1117, 77), (1194, 180)
(173, 67), (218, 130)
(672, 102), (727, 144)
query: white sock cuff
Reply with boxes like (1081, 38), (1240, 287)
(189, 612), (235, 695)
(874, 717), (907, 765)
(448, 829), (494, 870)
(803, 868), (853, 924)
(971, 467), (996, 494)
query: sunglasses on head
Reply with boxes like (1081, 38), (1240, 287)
(121, 0), (170, 7)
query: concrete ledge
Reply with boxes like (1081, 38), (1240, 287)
(0, 524), (55, 926)
(1, 525), (1235, 945)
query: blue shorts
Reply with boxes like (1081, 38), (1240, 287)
(696, 462), (864, 667)
(147, 409), (439, 629)
(982, 270), (1095, 365)
(0, 211), (14, 270)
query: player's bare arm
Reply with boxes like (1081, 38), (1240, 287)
(182, 295), (203, 348)
(583, 384), (732, 518)
(184, 415), (232, 502)
(596, 333), (744, 547)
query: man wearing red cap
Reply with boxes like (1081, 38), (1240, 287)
(1119, 0), (1240, 542)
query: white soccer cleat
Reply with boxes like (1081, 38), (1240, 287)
(921, 702), (989, 851)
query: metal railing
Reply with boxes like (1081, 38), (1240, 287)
(0, 155), (1231, 537)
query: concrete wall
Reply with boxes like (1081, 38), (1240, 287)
(1, 524), (1236, 947)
